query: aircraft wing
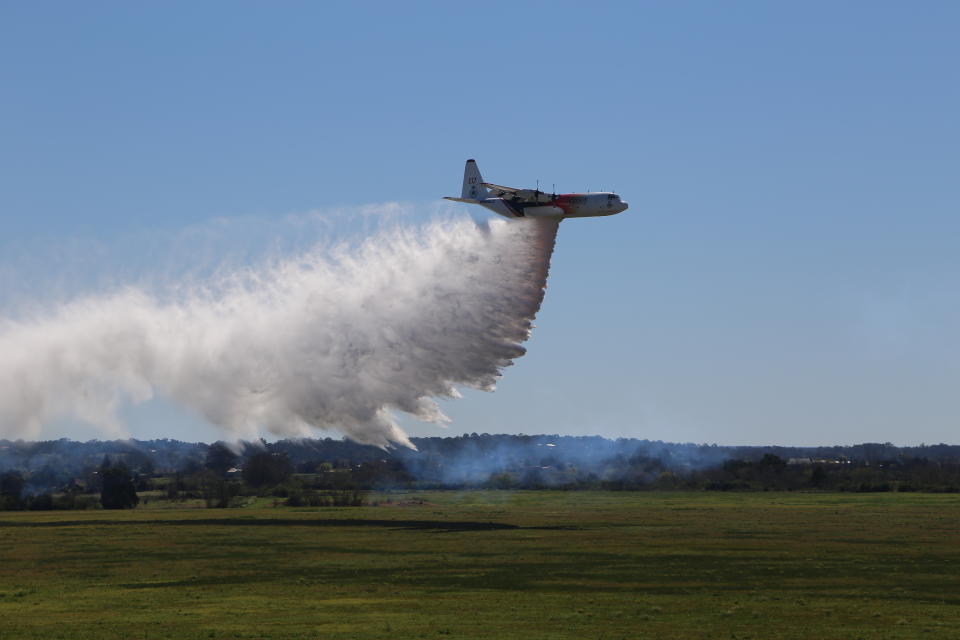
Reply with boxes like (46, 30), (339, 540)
(483, 183), (552, 203)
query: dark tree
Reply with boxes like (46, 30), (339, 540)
(810, 465), (827, 488)
(204, 442), (239, 477)
(27, 493), (54, 511)
(100, 461), (140, 509)
(352, 459), (413, 488)
(0, 470), (24, 510)
(195, 469), (236, 508)
(757, 453), (786, 469)
(241, 452), (293, 488)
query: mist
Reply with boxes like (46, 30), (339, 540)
(0, 216), (559, 448)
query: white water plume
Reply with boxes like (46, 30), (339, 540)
(0, 216), (559, 448)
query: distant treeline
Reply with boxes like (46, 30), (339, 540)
(2, 435), (960, 510)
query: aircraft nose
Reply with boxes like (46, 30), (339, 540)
(618, 201), (629, 212)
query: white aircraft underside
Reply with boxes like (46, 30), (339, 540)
(444, 159), (629, 220)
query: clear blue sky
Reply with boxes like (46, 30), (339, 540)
(2, 1), (958, 445)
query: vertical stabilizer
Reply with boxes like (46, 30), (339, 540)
(461, 159), (490, 200)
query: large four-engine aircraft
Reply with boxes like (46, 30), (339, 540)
(444, 159), (628, 220)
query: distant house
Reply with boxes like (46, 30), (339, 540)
(787, 457), (851, 466)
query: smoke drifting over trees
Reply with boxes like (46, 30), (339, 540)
(3, 436), (960, 506)
(0, 218), (558, 448)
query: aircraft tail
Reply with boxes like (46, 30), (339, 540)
(461, 159), (489, 200)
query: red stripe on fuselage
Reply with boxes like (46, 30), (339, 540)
(553, 194), (579, 215)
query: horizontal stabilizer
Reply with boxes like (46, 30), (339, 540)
(444, 196), (479, 203)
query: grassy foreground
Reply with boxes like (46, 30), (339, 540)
(1, 492), (959, 639)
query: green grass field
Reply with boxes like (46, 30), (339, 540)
(2, 492), (959, 639)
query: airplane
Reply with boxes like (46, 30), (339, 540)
(444, 159), (628, 220)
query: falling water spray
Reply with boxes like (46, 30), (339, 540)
(0, 216), (560, 448)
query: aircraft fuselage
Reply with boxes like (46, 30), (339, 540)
(478, 192), (628, 219)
